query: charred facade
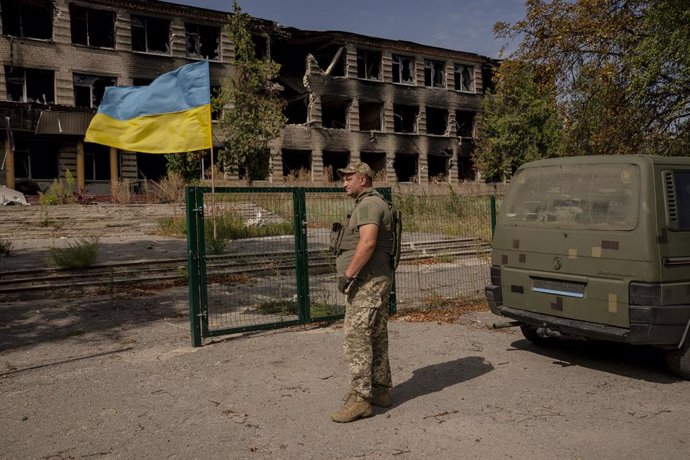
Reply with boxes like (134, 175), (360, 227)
(0, 0), (494, 195)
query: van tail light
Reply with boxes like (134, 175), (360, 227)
(629, 282), (661, 306)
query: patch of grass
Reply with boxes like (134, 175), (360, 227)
(256, 299), (296, 315)
(206, 236), (228, 255)
(158, 217), (186, 237)
(158, 212), (294, 242)
(47, 236), (100, 269)
(256, 299), (343, 317)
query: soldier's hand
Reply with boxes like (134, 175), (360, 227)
(338, 276), (355, 294)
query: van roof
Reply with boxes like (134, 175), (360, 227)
(518, 155), (690, 169)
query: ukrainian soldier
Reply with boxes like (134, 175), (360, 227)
(330, 161), (396, 423)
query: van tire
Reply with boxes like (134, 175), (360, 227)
(520, 325), (553, 347)
(665, 339), (690, 380)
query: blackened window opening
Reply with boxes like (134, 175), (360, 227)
(427, 153), (449, 180)
(186, 23), (220, 60)
(360, 151), (386, 180)
(426, 107), (448, 135)
(321, 97), (349, 129)
(357, 49), (381, 80)
(359, 101), (382, 131)
(73, 74), (116, 108)
(5, 66), (55, 104)
(251, 34), (268, 59)
(394, 154), (418, 182)
(70, 5), (115, 48)
(322, 151), (350, 182)
(13, 139), (59, 179)
(393, 104), (418, 133)
(1, 0), (53, 39)
(131, 15), (170, 54)
(84, 143), (111, 181)
(456, 111), (475, 137)
(282, 149), (312, 177)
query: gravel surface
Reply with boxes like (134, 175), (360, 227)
(1, 204), (688, 459)
(1, 288), (688, 459)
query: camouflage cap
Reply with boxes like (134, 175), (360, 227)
(337, 161), (373, 178)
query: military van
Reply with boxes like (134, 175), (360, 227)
(485, 155), (690, 379)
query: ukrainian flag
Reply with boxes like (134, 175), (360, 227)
(85, 60), (212, 153)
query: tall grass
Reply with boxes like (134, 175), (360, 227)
(47, 236), (100, 268)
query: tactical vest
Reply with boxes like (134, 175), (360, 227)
(330, 189), (395, 255)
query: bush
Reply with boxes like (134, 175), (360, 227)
(0, 238), (11, 256)
(111, 178), (133, 204)
(47, 236), (100, 268)
(148, 172), (186, 203)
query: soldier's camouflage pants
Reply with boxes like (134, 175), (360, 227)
(343, 276), (392, 399)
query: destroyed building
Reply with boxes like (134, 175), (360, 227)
(0, 0), (495, 195)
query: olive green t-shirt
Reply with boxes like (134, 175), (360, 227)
(336, 190), (394, 280)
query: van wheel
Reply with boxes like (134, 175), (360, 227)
(520, 325), (553, 346)
(664, 339), (690, 380)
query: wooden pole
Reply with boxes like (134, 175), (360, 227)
(4, 137), (15, 190)
(76, 141), (85, 193)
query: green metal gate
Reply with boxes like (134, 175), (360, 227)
(186, 186), (396, 347)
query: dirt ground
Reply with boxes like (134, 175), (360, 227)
(1, 204), (689, 459)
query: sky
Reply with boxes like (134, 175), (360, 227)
(165, 0), (526, 58)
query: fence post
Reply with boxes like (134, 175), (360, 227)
(293, 188), (310, 322)
(379, 187), (397, 315)
(186, 186), (202, 347)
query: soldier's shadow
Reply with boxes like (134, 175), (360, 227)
(390, 356), (493, 408)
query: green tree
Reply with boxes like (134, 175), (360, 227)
(214, 0), (286, 182)
(475, 61), (562, 181)
(493, 0), (690, 159)
(165, 152), (204, 183)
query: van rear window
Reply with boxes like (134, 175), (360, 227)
(673, 171), (690, 230)
(501, 163), (640, 230)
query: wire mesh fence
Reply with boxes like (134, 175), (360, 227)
(188, 186), (501, 342)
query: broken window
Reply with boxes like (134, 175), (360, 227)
(392, 54), (414, 84)
(282, 149), (312, 179)
(84, 143), (111, 181)
(425, 107), (448, 135)
(70, 5), (115, 48)
(360, 151), (386, 180)
(454, 64), (474, 92)
(393, 104), (418, 133)
(13, 139), (59, 179)
(186, 23), (220, 60)
(251, 34), (268, 59)
(5, 66), (54, 104)
(131, 14), (170, 54)
(1, 0), (53, 39)
(455, 110), (475, 137)
(427, 151), (451, 181)
(424, 59), (445, 88)
(357, 48), (381, 80)
(73, 74), (116, 108)
(457, 153), (475, 181)
(321, 96), (350, 129)
(394, 153), (418, 182)
(322, 151), (349, 182)
(317, 46), (345, 77)
(359, 101), (383, 131)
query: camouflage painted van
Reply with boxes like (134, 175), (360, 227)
(485, 155), (690, 379)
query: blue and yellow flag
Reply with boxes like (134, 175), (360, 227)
(85, 61), (212, 153)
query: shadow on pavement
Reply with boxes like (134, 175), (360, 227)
(392, 356), (494, 407)
(0, 288), (186, 352)
(510, 338), (680, 384)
